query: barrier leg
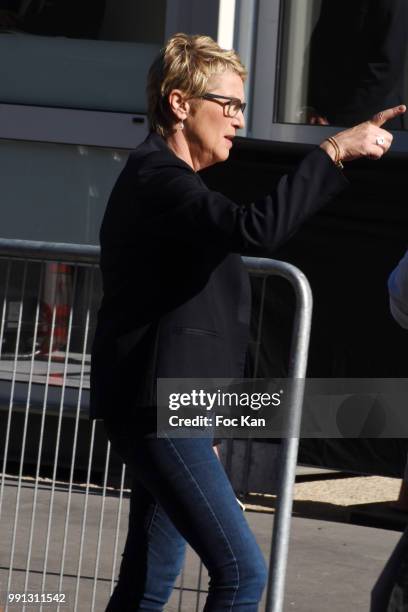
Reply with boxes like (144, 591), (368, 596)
(243, 257), (313, 612)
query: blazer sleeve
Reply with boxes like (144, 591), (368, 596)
(388, 250), (408, 329)
(136, 146), (348, 256)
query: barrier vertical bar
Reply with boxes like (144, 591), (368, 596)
(57, 265), (95, 607)
(243, 257), (313, 612)
(39, 267), (76, 608)
(0, 260), (12, 523)
(9, 263), (44, 611)
(5, 261), (28, 608)
(110, 463), (127, 593)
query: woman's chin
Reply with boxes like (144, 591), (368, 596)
(201, 148), (230, 169)
(217, 147), (230, 163)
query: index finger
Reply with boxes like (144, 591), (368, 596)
(371, 105), (406, 127)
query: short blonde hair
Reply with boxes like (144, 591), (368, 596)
(147, 33), (247, 136)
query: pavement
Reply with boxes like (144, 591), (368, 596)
(0, 471), (406, 612)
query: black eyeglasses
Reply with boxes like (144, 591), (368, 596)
(200, 93), (247, 117)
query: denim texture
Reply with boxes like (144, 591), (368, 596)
(104, 421), (267, 611)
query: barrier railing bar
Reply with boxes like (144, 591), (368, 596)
(110, 463), (127, 594)
(253, 275), (267, 378)
(22, 288), (58, 603)
(16, 266), (44, 612)
(0, 238), (99, 265)
(33, 303), (57, 591)
(0, 261), (12, 523)
(242, 257), (313, 612)
(0, 260), (11, 361)
(39, 268), (78, 609)
(57, 268), (95, 607)
(73, 418), (97, 610)
(5, 261), (28, 607)
(23, 296), (56, 604)
(90, 441), (111, 610)
(71, 275), (96, 610)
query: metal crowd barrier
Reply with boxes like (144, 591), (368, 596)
(0, 239), (312, 612)
(243, 257), (312, 612)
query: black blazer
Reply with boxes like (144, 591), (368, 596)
(90, 132), (347, 424)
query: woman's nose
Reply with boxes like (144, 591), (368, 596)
(233, 111), (245, 130)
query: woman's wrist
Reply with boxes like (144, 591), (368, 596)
(320, 138), (344, 169)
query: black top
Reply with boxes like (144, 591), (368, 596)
(90, 132), (347, 425)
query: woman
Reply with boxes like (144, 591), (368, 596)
(91, 33), (404, 611)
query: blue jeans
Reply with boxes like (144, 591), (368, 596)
(104, 421), (267, 611)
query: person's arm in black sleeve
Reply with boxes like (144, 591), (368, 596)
(137, 147), (348, 256)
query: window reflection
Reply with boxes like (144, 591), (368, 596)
(0, 0), (165, 112)
(0, 139), (127, 244)
(0, 0), (165, 42)
(0, 0), (105, 38)
(278, 0), (408, 130)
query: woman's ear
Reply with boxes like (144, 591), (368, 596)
(168, 89), (190, 121)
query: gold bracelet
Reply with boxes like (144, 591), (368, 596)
(327, 136), (344, 169)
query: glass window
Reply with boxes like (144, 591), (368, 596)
(0, 139), (127, 244)
(0, 0), (166, 112)
(276, 0), (408, 130)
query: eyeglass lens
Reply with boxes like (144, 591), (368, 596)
(228, 101), (242, 116)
